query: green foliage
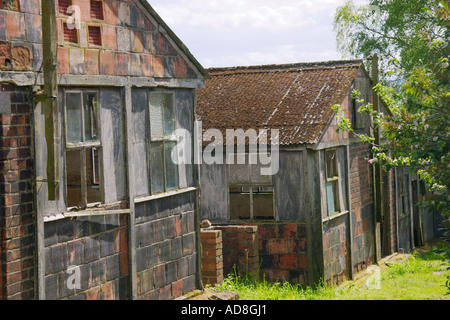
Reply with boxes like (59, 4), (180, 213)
(333, 0), (450, 219)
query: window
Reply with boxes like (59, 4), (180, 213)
(63, 22), (78, 44)
(230, 186), (274, 220)
(65, 91), (102, 208)
(90, 0), (104, 20)
(149, 92), (178, 194)
(88, 25), (102, 46)
(58, 0), (72, 15)
(325, 149), (341, 215)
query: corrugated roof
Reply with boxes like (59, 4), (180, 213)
(197, 60), (362, 145)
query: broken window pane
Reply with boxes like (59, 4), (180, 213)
(66, 92), (83, 143)
(83, 92), (99, 142)
(149, 93), (164, 139)
(86, 147), (101, 204)
(325, 149), (338, 179)
(150, 142), (164, 194)
(164, 141), (179, 191)
(66, 149), (82, 207)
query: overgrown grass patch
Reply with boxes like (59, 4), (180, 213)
(212, 245), (450, 300)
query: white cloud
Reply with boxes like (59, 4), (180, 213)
(202, 45), (340, 68)
(150, 0), (345, 31)
(147, 0), (351, 67)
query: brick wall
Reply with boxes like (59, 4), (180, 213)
(349, 143), (375, 273)
(214, 225), (259, 279)
(258, 223), (308, 285)
(44, 212), (129, 300)
(200, 228), (223, 286)
(323, 215), (349, 284)
(207, 223), (309, 285)
(0, 0), (197, 78)
(135, 191), (198, 300)
(0, 84), (35, 300)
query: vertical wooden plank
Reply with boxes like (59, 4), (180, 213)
(304, 148), (324, 287)
(124, 86), (138, 299)
(35, 102), (46, 300)
(193, 90), (204, 291)
(337, 147), (347, 212)
(408, 174), (415, 250)
(41, 0), (58, 200)
(394, 168), (400, 251)
(81, 148), (87, 207)
(346, 145), (354, 280)
(273, 151), (304, 222)
(38, 0), (58, 299)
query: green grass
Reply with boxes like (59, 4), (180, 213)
(212, 246), (450, 300)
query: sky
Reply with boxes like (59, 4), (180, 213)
(148, 0), (360, 68)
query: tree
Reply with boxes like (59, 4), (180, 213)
(333, 0), (450, 225)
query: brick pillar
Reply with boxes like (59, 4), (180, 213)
(0, 84), (36, 300)
(200, 229), (223, 286)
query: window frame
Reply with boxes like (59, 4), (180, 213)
(325, 148), (341, 216)
(63, 89), (104, 209)
(90, 0), (105, 21)
(229, 185), (275, 221)
(148, 90), (179, 195)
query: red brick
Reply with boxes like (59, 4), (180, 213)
(267, 239), (289, 254)
(279, 254), (298, 269)
(99, 50), (114, 75)
(86, 286), (101, 300)
(141, 54), (153, 77)
(131, 29), (144, 53)
(102, 24), (117, 50)
(101, 282), (114, 300)
(114, 52), (128, 76)
(258, 224), (277, 239)
(298, 255), (308, 269)
(12, 45), (33, 71)
(278, 224), (297, 239)
(103, 0), (119, 25)
(0, 41), (12, 71)
(19, 0), (40, 14)
(57, 47), (70, 74)
(172, 279), (183, 298)
(84, 49), (99, 75)
(0, 0), (20, 11)
(72, 0), (90, 21)
(152, 55), (164, 78)
(5, 11), (26, 41)
(175, 57), (188, 79)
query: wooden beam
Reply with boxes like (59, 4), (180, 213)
(370, 54), (384, 262)
(41, 0), (59, 200)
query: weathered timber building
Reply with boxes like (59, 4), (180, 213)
(0, 0), (207, 300)
(197, 61), (442, 286)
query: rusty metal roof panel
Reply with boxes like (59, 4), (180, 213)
(197, 60), (362, 145)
